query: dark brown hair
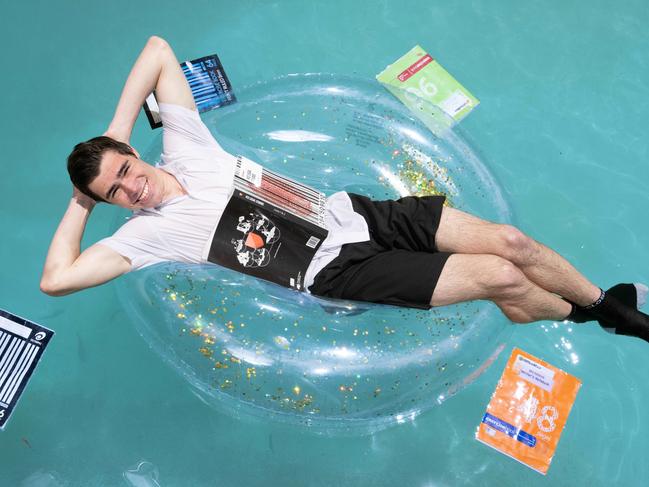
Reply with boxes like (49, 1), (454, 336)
(67, 136), (135, 202)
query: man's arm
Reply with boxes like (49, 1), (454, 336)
(40, 189), (131, 296)
(104, 35), (196, 144)
(42, 36), (191, 296)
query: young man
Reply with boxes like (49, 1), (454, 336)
(41, 36), (649, 342)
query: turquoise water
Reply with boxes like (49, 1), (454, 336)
(1, 1), (648, 485)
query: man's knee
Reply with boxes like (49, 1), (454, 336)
(480, 255), (528, 299)
(496, 225), (537, 264)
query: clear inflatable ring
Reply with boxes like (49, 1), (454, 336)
(116, 74), (513, 436)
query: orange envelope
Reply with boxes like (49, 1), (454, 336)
(476, 348), (581, 475)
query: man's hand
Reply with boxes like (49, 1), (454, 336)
(101, 130), (140, 159)
(101, 128), (129, 145)
(72, 185), (96, 211)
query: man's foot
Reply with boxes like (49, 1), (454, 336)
(579, 286), (649, 342)
(607, 283), (648, 309)
(565, 283), (649, 339)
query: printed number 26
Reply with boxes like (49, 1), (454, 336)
(404, 77), (438, 102)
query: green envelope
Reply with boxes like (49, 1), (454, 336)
(376, 45), (479, 134)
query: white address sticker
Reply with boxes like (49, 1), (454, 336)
(439, 90), (472, 116)
(513, 354), (555, 392)
(237, 156), (263, 187)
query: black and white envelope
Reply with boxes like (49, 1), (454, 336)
(0, 309), (53, 430)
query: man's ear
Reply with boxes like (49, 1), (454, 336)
(129, 146), (141, 159)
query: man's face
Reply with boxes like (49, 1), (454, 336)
(88, 150), (168, 210)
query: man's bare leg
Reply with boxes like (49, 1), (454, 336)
(430, 254), (572, 323)
(434, 207), (601, 307)
(431, 207), (649, 341)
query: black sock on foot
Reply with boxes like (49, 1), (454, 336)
(584, 292), (649, 342)
(564, 288), (605, 323)
(606, 283), (638, 309)
(565, 283), (641, 325)
(565, 302), (593, 323)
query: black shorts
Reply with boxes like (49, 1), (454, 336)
(310, 193), (452, 309)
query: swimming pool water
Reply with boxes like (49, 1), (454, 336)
(1, 1), (648, 485)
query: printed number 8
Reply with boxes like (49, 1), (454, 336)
(537, 405), (558, 433)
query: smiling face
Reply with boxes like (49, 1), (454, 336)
(87, 150), (171, 210)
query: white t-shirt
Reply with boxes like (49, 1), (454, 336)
(98, 103), (370, 291)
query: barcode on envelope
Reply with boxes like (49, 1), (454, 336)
(0, 311), (53, 430)
(245, 169), (258, 184)
(0, 330), (39, 407)
(306, 236), (320, 248)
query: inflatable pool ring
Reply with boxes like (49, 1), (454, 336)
(117, 74), (513, 435)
